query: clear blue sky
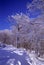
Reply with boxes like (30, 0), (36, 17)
(0, 0), (32, 30)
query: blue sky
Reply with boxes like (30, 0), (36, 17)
(0, 0), (32, 30)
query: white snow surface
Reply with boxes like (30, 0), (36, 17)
(0, 43), (44, 65)
(27, 50), (44, 65)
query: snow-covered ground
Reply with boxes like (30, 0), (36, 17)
(27, 51), (44, 65)
(0, 43), (44, 65)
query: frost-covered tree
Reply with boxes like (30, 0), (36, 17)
(0, 29), (16, 46)
(8, 0), (44, 57)
(26, 0), (44, 57)
(36, 26), (44, 57)
(9, 13), (34, 50)
(27, 0), (44, 17)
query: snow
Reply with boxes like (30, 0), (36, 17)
(0, 43), (30, 65)
(27, 50), (44, 65)
(17, 61), (21, 65)
(0, 43), (44, 65)
(7, 59), (15, 65)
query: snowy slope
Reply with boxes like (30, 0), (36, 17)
(0, 43), (44, 65)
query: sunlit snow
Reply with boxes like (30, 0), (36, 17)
(0, 43), (44, 65)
